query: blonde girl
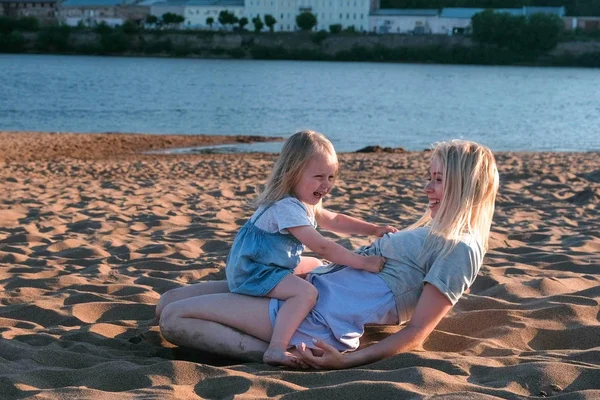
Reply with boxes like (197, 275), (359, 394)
(157, 139), (498, 369)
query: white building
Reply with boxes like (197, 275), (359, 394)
(246, 0), (374, 32)
(184, 0), (243, 29)
(369, 8), (438, 34)
(150, 0), (243, 29)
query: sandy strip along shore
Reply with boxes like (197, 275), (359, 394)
(0, 131), (282, 162)
(0, 132), (599, 399)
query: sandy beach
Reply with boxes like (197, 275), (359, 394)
(0, 131), (598, 399)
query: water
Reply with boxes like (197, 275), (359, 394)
(1, 54), (599, 152)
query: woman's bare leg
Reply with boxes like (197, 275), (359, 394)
(159, 293), (273, 361)
(156, 280), (229, 320)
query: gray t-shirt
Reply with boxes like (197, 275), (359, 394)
(251, 197), (316, 234)
(358, 227), (483, 323)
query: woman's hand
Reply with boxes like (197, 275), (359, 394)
(373, 225), (398, 237)
(296, 340), (347, 370)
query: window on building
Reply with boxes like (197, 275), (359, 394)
(353, 13), (356, 19)
(346, 13), (349, 19)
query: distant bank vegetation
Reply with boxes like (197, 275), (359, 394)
(0, 12), (599, 68)
(381, 0), (600, 17)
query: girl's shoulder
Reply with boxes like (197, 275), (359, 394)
(272, 196), (308, 213)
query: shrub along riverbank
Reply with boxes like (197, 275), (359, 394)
(1, 19), (599, 67)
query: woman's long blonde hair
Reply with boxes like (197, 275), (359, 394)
(255, 130), (337, 211)
(409, 139), (499, 257)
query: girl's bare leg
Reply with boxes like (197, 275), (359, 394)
(159, 293), (273, 361)
(264, 274), (318, 367)
(294, 256), (323, 277)
(156, 280), (229, 320)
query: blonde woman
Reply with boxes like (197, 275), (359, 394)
(157, 139), (499, 369)
(158, 130), (392, 367)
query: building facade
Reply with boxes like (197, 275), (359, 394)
(58, 0), (141, 26)
(564, 16), (600, 31)
(369, 8), (437, 34)
(0, 0), (58, 21)
(246, 0), (374, 32)
(184, 0), (243, 29)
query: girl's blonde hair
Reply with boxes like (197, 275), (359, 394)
(409, 139), (499, 257)
(255, 130), (338, 210)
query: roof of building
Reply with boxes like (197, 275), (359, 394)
(61, 0), (125, 6)
(151, 0), (187, 6)
(372, 9), (438, 17)
(187, 0), (243, 5)
(0, 0), (58, 3)
(150, 0), (243, 6)
(523, 6), (565, 17)
(439, 8), (485, 18)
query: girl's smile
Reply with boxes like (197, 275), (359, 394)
(293, 152), (338, 206)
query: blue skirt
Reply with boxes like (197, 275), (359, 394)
(269, 266), (398, 352)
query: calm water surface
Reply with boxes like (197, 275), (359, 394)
(1, 54), (599, 152)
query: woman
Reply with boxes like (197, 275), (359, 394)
(156, 139), (499, 369)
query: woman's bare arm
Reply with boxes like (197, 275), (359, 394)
(297, 284), (453, 369)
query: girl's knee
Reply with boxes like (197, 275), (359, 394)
(305, 284), (318, 307)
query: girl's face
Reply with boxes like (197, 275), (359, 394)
(424, 157), (444, 218)
(293, 152), (338, 206)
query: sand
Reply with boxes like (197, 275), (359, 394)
(0, 131), (598, 399)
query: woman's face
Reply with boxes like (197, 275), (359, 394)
(424, 157), (444, 218)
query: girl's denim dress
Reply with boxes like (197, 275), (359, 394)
(225, 204), (305, 296)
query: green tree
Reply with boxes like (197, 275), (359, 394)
(206, 17), (214, 29)
(329, 23), (342, 34)
(218, 10), (238, 29)
(145, 15), (158, 27)
(264, 14), (277, 32)
(238, 17), (248, 31)
(122, 20), (139, 34)
(296, 12), (317, 31)
(0, 31), (26, 52)
(17, 17), (39, 31)
(95, 21), (112, 35)
(162, 12), (184, 28)
(252, 16), (264, 32)
(472, 10), (562, 55)
(522, 13), (563, 53)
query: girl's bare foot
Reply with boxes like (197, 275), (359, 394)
(263, 347), (302, 367)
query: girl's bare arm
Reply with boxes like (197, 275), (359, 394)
(316, 208), (396, 237)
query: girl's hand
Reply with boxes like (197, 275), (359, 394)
(361, 255), (386, 273)
(296, 340), (346, 370)
(373, 225), (398, 237)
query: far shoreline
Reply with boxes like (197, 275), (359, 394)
(0, 130), (285, 162)
(1, 131), (596, 163)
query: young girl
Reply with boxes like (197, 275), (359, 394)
(225, 130), (395, 366)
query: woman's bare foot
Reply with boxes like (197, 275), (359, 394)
(263, 347), (303, 367)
